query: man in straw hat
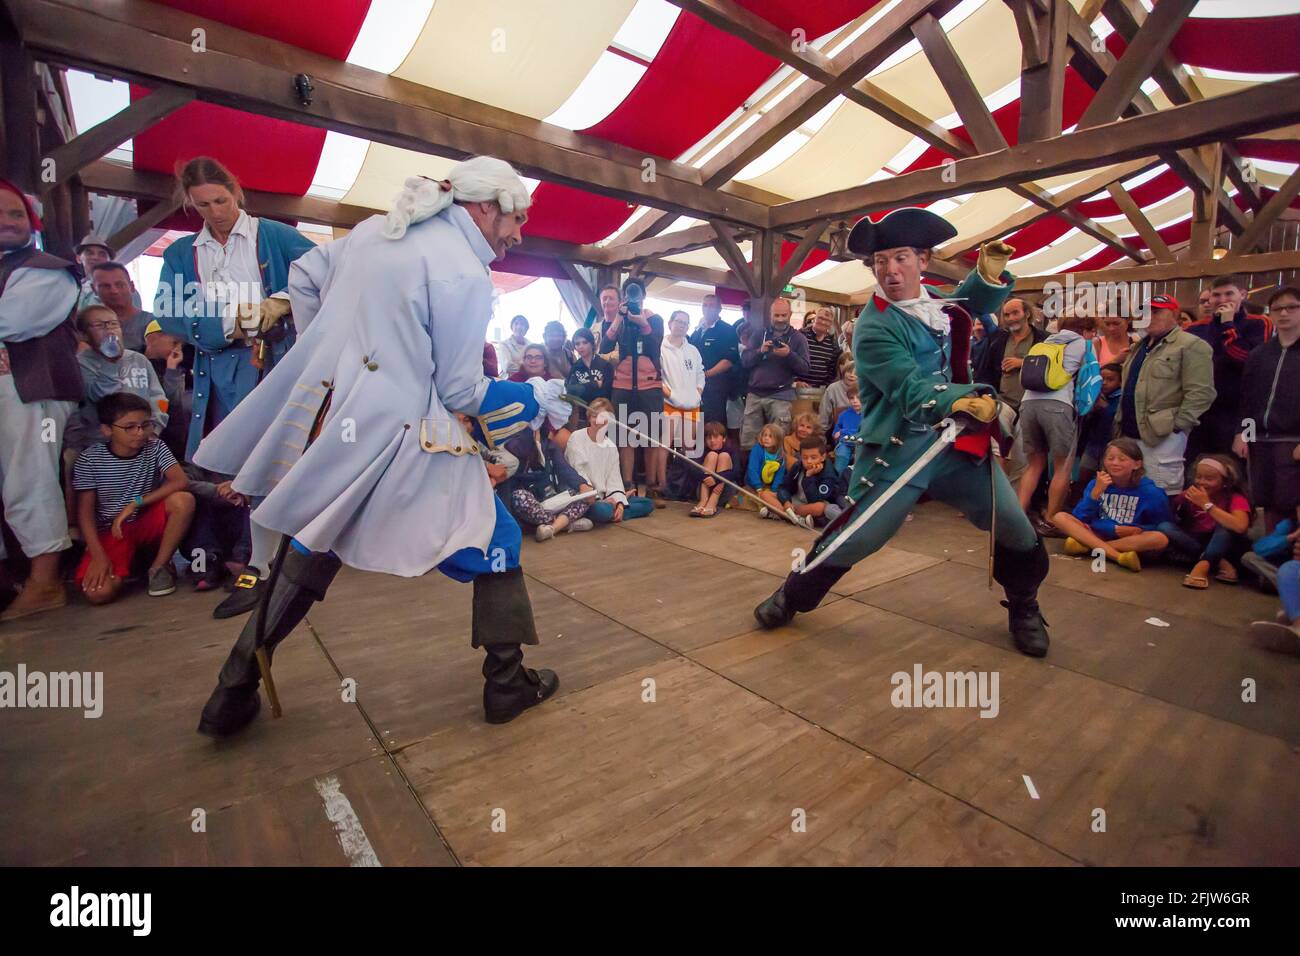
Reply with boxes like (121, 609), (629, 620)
(192, 156), (562, 736)
(752, 209), (1053, 658)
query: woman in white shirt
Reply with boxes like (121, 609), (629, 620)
(659, 310), (706, 460)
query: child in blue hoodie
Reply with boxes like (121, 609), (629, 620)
(746, 422), (789, 520)
(1051, 437), (1172, 571)
(832, 392), (862, 474)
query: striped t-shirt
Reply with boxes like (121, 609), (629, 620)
(803, 332), (842, 388)
(72, 439), (178, 529)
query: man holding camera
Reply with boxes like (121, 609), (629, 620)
(601, 277), (667, 493)
(739, 297), (811, 452)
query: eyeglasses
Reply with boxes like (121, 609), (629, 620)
(86, 321), (122, 332)
(1271, 303), (1300, 315)
(110, 422), (154, 434)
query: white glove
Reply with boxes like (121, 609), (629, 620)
(527, 377), (572, 432)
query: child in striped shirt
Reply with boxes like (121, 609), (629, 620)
(73, 392), (194, 604)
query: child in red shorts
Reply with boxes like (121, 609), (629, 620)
(73, 392), (194, 604)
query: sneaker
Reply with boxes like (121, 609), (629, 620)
(1062, 537), (1090, 557)
(148, 564), (177, 596)
(535, 524), (556, 542)
(1247, 620), (1300, 654)
(1035, 518), (1064, 538)
(566, 518), (594, 533)
(1241, 552), (1279, 593)
(758, 507), (770, 519)
(1114, 551), (1142, 573)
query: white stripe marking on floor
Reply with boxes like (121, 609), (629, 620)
(1023, 774), (1040, 800)
(314, 775), (382, 867)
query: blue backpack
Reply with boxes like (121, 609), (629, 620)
(1074, 339), (1102, 416)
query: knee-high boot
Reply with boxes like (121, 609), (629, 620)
(993, 537), (1051, 657)
(753, 561), (851, 630)
(473, 567), (559, 724)
(197, 547), (342, 737)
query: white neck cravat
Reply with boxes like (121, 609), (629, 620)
(881, 284), (952, 335)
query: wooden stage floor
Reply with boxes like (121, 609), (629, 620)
(2, 501), (1296, 866)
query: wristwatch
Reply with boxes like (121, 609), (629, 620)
(1200, 501), (1214, 513)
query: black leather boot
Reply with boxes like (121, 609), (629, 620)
(994, 537), (1051, 658)
(197, 548), (342, 737)
(212, 568), (264, 619)
(473, 568), (558, 723)
(754, 561), (850, 629)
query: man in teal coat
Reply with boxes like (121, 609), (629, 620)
(753, 208), (1051, 657)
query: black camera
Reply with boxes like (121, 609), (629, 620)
(763, 328), (791, 350)
(622, 279), (646, 313)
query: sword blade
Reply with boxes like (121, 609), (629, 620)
(800, 419), (963, 574)
(559, 393), (811, 530)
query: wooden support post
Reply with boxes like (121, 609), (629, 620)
(0, 15), (40, 192)
(69, 175), (90, 240)
(1011, 0), (1069, 143)
(1189, 142), (1222, 261)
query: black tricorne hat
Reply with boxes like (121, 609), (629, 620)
(846, 207), (958, 258)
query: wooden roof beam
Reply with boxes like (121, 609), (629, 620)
(769, 75), (1300, 227)
(13, 0), (769, 228)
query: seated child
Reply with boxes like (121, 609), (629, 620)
(832, 392), (862, 474)
(73, 393), (195, 604)
(691, 421), (739, 518)
(565, 397), (654, 523)
(746, 423), (790, 520)
(1158, 454), (1251, 590)
(182, 464), (253, 592)
(778, 437), (846, 530)
(69, 304), (168, 451)
(818, 353), (857, 434)
(1051, 437), (1172, 572)
(496, 426), (594, 542)
(1248, 516), (1299, 653)
(783, 413), (820, 469)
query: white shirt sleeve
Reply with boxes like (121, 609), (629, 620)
(0, 265), (79, 342)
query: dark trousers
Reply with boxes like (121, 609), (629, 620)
(701, 379), (729, 429)
(186, 498), (251, 565)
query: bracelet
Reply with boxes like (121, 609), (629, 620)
(133, 495), (145, 507)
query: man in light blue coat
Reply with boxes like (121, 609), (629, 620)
(194, 157), (559, 737)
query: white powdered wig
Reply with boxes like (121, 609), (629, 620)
(383, 156), (531, 239)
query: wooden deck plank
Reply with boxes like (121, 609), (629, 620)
(623, 503), (943, 594)
(0, 587), (380, 863)
(519, 528), (795, 652)
(397, 658), (1069, 866)
(44, 755), (454, 866)
(690, 599), (1300, 865)
(303, 568), (675, 751)
(854, 560), (1299, 741)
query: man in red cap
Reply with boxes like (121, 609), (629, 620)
(0, 180), (83, 620)
(1112, 293), (1215, 496)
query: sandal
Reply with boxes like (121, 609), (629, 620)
(700, 507), (717, 518)
(1215, 563), (1239, 585)
(1182, 573), (1210, 590)
(689, 506), (705, 517)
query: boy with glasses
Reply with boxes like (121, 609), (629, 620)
(72, 392), (194, 603)
(71, 305), (168, 447)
